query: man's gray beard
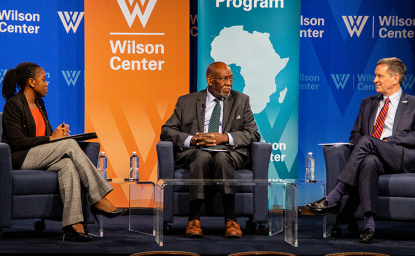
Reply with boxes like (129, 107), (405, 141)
(211, 88), (231, 99)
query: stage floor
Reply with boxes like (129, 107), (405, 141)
(0, 215), (414, 256)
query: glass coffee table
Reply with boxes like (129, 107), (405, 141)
(154, 179), (298, 247)
(88, 178), (156, 237)
(294, 179), (327, 237)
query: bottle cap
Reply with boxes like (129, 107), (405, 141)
(132, 151), (137, 154)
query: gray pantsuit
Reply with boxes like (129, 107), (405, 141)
(21, 139), (113, 227)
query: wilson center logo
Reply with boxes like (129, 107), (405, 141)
(117, 0), (157, 28)
(331, 74), (350, 89)
(342, 16), (369, 37)
(0, 69), (8, 84)
(58, 11), (84, 33)
(62, 71), (81, 86)
(402, 74), (415, 90)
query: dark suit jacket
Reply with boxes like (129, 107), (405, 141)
(160, 89), (260, 164)
(2, 91), (53, 169)
(349, 91), (415, 172)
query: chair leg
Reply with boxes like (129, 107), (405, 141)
(347, 221), (359, 233)
(245, 217), (257, 230)
(163, 223), (173, 234)
(256, 224), (269, 235)
(331, 226), (342, 237)
(34, 220), (46, 232)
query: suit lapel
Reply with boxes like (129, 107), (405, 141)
(18, 92), (36, 137)
(222, 93), (233, 132)
(368, 95), (382, 134)
(392, 91), (408, 134)
(196, 90), (207, 133)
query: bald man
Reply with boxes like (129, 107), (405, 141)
(161, 62), (260, 238)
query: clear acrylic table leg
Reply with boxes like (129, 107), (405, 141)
(268, 184), (284, 236)
(88, 215), (104, 237)
(155, 181), (164, 246)
(284, 183), (298, 247)
(129, 183), (156, 236)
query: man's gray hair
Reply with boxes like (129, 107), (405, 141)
(377, 57), (406, 85)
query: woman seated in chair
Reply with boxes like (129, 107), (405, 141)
(1, 62), (126, 242)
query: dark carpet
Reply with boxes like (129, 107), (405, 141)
(0, 215), (414, 256)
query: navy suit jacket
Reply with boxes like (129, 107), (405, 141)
(160, 89), (260, 164)
(349, 91), (415, 172)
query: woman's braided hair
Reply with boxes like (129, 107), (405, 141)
(2, 62), (40, 101)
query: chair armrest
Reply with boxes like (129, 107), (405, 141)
(78, 142), (100, 224)
(0, 143), (12, 228)
(251, 142), (272, 179)
(156, 141), (175, 223)
(251, 142), (271, 223)
(323, 144), (352, 193)
(156, 141), (175, 180)
(78, 142), (100, 167)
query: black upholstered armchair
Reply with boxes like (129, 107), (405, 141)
(0, 113), (98, 239)
(323, 144), (415, 236)
(156, 141), (272, 232)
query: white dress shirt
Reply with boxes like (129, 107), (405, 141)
(375, 88), (402, 139)
(184, 89), (235, 148)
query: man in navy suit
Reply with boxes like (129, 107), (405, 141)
(307, 57), (414, 243)
(161, 62), (260, 238)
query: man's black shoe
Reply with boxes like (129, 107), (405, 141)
(358, 228), (375, 243)
(305, 198), (341, 216)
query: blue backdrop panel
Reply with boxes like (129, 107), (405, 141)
(197, 0), (301, 181)
(299, 0), (415, 182)
(0, 0), (85, 134)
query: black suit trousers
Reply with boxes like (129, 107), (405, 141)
(337, 135), (405, 214)
(176, 149), (244, 201)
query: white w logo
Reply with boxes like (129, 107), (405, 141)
(0, 69), (8, 84)
(117, 0), (157, 28)
(342, 16), (369, 37)
(62, 71), (81, 86)
(331, 74), (350, 89)
(58, 11), (84, 33)
(402, 74), (415, 90)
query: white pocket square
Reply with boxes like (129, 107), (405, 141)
(236, 115), (241, 119)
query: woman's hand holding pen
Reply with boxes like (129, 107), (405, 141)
(50, 122), (71, 141)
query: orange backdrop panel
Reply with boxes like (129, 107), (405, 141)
(85, 0), (189, 207)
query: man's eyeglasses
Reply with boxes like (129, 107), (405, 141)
(213, 76), (234, 83)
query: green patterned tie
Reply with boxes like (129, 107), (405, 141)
(207, 98), (221, 149)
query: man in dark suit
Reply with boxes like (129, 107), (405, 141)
(160, 62), (260, 238)
(307, 57), (414, 243)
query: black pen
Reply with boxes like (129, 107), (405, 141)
(61, 122), (65, 128)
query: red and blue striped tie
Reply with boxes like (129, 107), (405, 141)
(372, 98), (390, 139)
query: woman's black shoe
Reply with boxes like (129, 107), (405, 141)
(62, 225), (92, 242)
(90, 205), (127, 221)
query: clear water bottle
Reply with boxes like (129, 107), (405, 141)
(305, 152), (316, 183)
(130, 151), (139, 180)
(98, 152), (107, 180)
